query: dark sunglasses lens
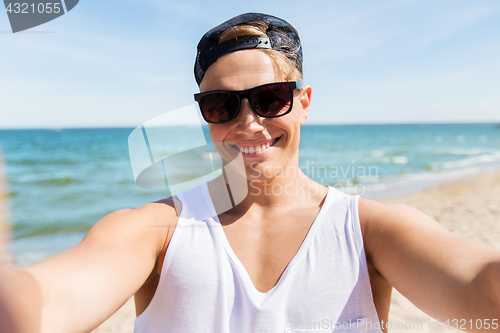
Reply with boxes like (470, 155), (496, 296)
(200, 93), (239, 123)
(250, 84), (292, 117)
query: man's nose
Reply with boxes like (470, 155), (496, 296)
(234, 98), (265, 133)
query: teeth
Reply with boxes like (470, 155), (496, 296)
(238, 139), (275, 154)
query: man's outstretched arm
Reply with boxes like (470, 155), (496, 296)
(360, 197), (500, 332)
(0, 147), (177, 333)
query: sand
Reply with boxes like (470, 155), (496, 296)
(91, 297), (135, 333)
(91, 169), (500, 333)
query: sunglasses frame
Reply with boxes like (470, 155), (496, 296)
(194, 81), (303, 124)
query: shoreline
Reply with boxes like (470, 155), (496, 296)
(91, 168), (500, 332)
(363, 162), (500, 200)
(377, 168), (500, 250)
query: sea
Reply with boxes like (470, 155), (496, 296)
(1, 124), (500, 266)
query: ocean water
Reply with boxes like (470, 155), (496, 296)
(1, 124), (500, 265)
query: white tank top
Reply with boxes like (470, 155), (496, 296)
(134, 183), (382, 333)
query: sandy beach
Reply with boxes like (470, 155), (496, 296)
(91, 169), (500, 333)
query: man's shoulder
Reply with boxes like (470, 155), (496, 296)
(357, 197), (414, 234)
(83, 197), (180, 257)
(136, 197), (180, 223)
(96, 197), (178, 227)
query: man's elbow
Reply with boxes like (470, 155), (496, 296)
(473, 256), (500, 319)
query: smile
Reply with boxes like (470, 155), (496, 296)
(236, 137), (280, 155)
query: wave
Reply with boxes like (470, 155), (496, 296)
(28, 177), (83, 186)
(9, 158), (82, 166)
(12, 222), (90, 239)
(435, 148), (497, 156)
(370, 150), (386, 157)
(430, 151), (500, 170)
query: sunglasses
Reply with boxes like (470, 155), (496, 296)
(194, 81), (302, 124)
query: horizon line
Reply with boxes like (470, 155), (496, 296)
(1, 121), (500, 130)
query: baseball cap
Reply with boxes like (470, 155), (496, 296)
(194, 13), (303, 85)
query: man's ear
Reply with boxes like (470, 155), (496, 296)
(298, 85), (312, 126)
(299, 86), (312, 126)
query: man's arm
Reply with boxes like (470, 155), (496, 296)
(0, 269), (42, 333)
(359, 198), (500, 332)
(0, 142), (177, 333)
(0, 146), (42, 333)
(25, 201), (177, 333)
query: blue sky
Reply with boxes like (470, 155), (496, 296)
(1, 0), (499, 128)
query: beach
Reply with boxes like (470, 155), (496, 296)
(91, 168), (500, 333)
